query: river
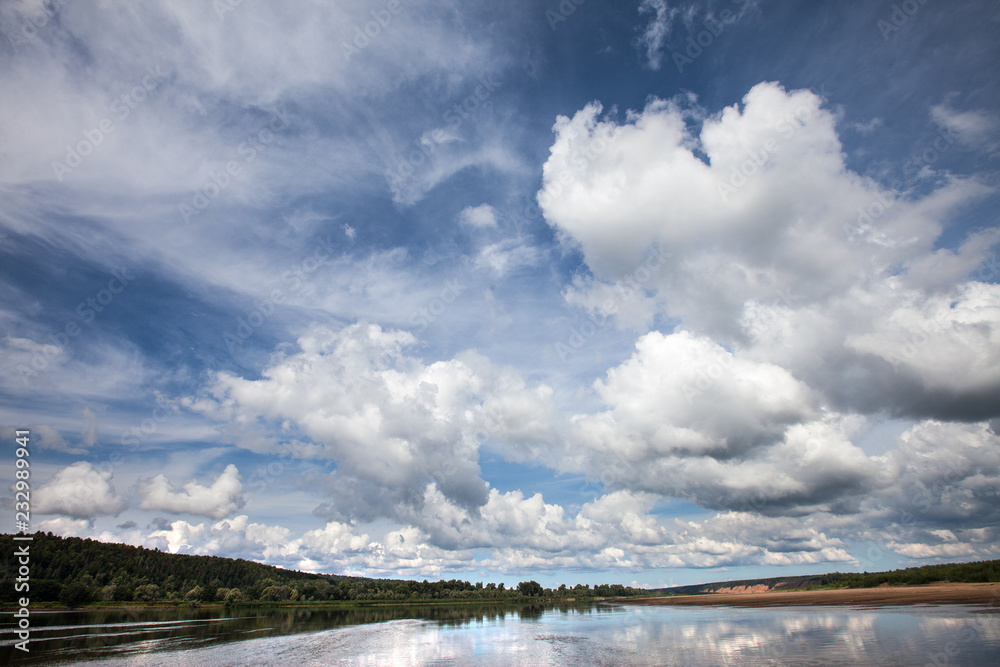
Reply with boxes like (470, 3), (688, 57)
(3, 601), (999, 665)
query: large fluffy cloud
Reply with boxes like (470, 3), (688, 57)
(34, 461), (128, 518)
(39, 486), (862, 577)
(540, 82), (988, 298)
(189, 322), (509, 520)
(845, 282), (1000, 413)
(137, 464), (246, 519)
(168, 82), (1000, 575)
(584, 330), (818, 459)
(538, 82), (1000, 424)
(866, 421), (1000, 533)
(184, 321), (998, 565)
(528, 81), (1000, 560)
(566, 331), (877, 514)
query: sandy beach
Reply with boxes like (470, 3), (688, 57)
(621, 582), (1000, 608)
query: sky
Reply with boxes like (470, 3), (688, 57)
(1, 0), (999, 589)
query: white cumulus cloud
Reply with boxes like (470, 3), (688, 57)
(34, 462), (128, 518)
(137, 464), (245, 519)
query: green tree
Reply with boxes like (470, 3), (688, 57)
(59, 582), (93, 608)
(133, 584), (160, 602)
(517, 580), (543, 597)
(260, 585), (292, 601)
(98, 584), (119, 601)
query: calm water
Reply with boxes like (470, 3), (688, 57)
(3, 602), (999, 666)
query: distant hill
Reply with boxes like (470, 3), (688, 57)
(648, 560), (1000, 596)
(5, 533), (996, 607)
(649, 573), (843, 596)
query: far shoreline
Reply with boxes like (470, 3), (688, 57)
(617, 582), (1000, 609)
(1, 597), (614, 613)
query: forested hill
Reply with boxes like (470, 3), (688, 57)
(8, 533), (994, 607)
(648, 559), (1000, 596)
(0, 532), (647, 606)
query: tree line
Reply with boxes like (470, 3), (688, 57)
(650, 559), (1000, 595)
(821, 559), (1000, 589)
(0, 533), (649, 607)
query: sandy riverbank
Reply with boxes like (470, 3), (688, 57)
(620, 582), (1000, 608)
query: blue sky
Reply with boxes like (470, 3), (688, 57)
(2, 0), (999, 588)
